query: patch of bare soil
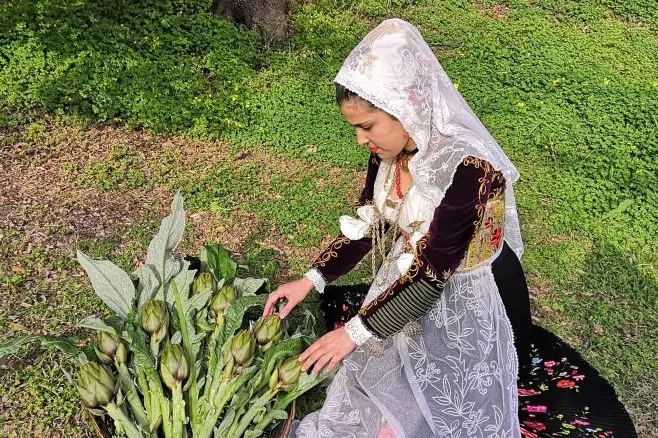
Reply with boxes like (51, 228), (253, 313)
(0, 118), (364, 318)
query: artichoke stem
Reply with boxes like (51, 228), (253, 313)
(150, 335), (161, 358)
(250, 409), (280, 437)
(170, 279), (199, 431)
(197, 381), (232, 438)
(172, 382), (186, 438)
(222, 357), (235, 383)
(136, 370), (151, 416)
(228, 388), (278, 438)
(224, 405), (247, 438)
(158, 393), (173, 438)
(202, 324), (224, 400)
(148, 375), (171, 438)
(117, 363), (149, 430)
(104, 402), (144, 438)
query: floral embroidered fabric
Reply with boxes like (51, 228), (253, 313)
(457, 193), (506, 273)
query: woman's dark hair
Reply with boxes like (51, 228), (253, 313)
(335, 83), (376, 110)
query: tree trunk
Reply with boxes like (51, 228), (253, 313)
(212, 0), (290, 48)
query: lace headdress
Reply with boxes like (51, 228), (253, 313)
(334, 18), (523, 257)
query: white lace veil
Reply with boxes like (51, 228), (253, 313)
(334, 18), (523, 257)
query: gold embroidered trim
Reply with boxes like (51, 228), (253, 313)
(462, 156), (493, 173)
(359, 277), (400, 315)
(400, 257), (424, 285)
(312, 235), (351, 268)
(398, 236), (427, 284)
(425, 266), (452, 289)
(489, 186), (505, 199)
(385, 199), (399, 209)
(407, 220), (425, 232)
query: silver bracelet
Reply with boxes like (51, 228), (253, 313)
(303, 268), (327, 294)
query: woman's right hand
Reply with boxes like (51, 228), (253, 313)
(263, 277), (314, 319)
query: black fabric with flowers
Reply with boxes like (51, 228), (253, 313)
(518, 325), (636, 437)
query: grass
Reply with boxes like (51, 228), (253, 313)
(0, 0), (657, 435)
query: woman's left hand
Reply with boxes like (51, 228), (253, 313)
(299, 327), (356, 375)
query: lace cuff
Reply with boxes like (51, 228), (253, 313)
(303, 268), (327, 294)
(344, 316), (374, 346)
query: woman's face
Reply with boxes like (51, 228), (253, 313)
(340, 98), (416, 160)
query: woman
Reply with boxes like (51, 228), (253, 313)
(263, 19), (636, 438)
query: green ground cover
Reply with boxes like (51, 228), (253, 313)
(1, 0), (656, 435)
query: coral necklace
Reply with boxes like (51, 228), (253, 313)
(394, 156), (404, 199)
(394, 148), (417, 199)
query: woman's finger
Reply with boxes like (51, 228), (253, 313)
(301, 346), (328, 373)
(326, 355), (342, 372)
(299, 336), (326, 362)
(263, 290), (283, 316)
(278, 298), (298, 319)
(311, 353), (333, 375)
(299, 343), (317, 363)
(263, 293), (276, 316)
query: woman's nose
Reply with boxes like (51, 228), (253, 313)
(356, 128), (369, 146)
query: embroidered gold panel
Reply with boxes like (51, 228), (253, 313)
(456, 192), (505, 272)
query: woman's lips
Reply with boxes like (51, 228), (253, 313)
(369, 147), (380, 153)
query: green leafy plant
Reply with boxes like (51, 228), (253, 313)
(0, 192), (326, 437)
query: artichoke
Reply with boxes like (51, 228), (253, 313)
(141, 300), (169, 356)
(209, 285), (236, 320)
(95, 331), (127, 365)
(76, 362), (117, 408)
(269, 356), (302, 392)
(222, 330), (256, 380)
(253, 315), (282, 352)
(76, 362), (145, 438)
(160, 344), (189, 390)
(142, 300), (168, 335)
(193, 271), (215, 296)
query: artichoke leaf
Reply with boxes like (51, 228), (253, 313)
(76, 250), (135, 319)
(75, 316), (118, 336)
(0, 334), (87, 366)
(144, 192), (185, 292)
(218, 295), (267, 350)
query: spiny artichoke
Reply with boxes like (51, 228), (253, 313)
(269, 356), (302, 392)
(253, 315), (282, 352)
(193, 271), (215, 296)
(141, 300), (168, 335)
(222, 330), (256, 380)
(76, 362), (117, 408)
(209, 285), (236, 320)
(160, 344), (189, 390)
(95, 331), (127, 365)
(141, 300), (169, 356)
